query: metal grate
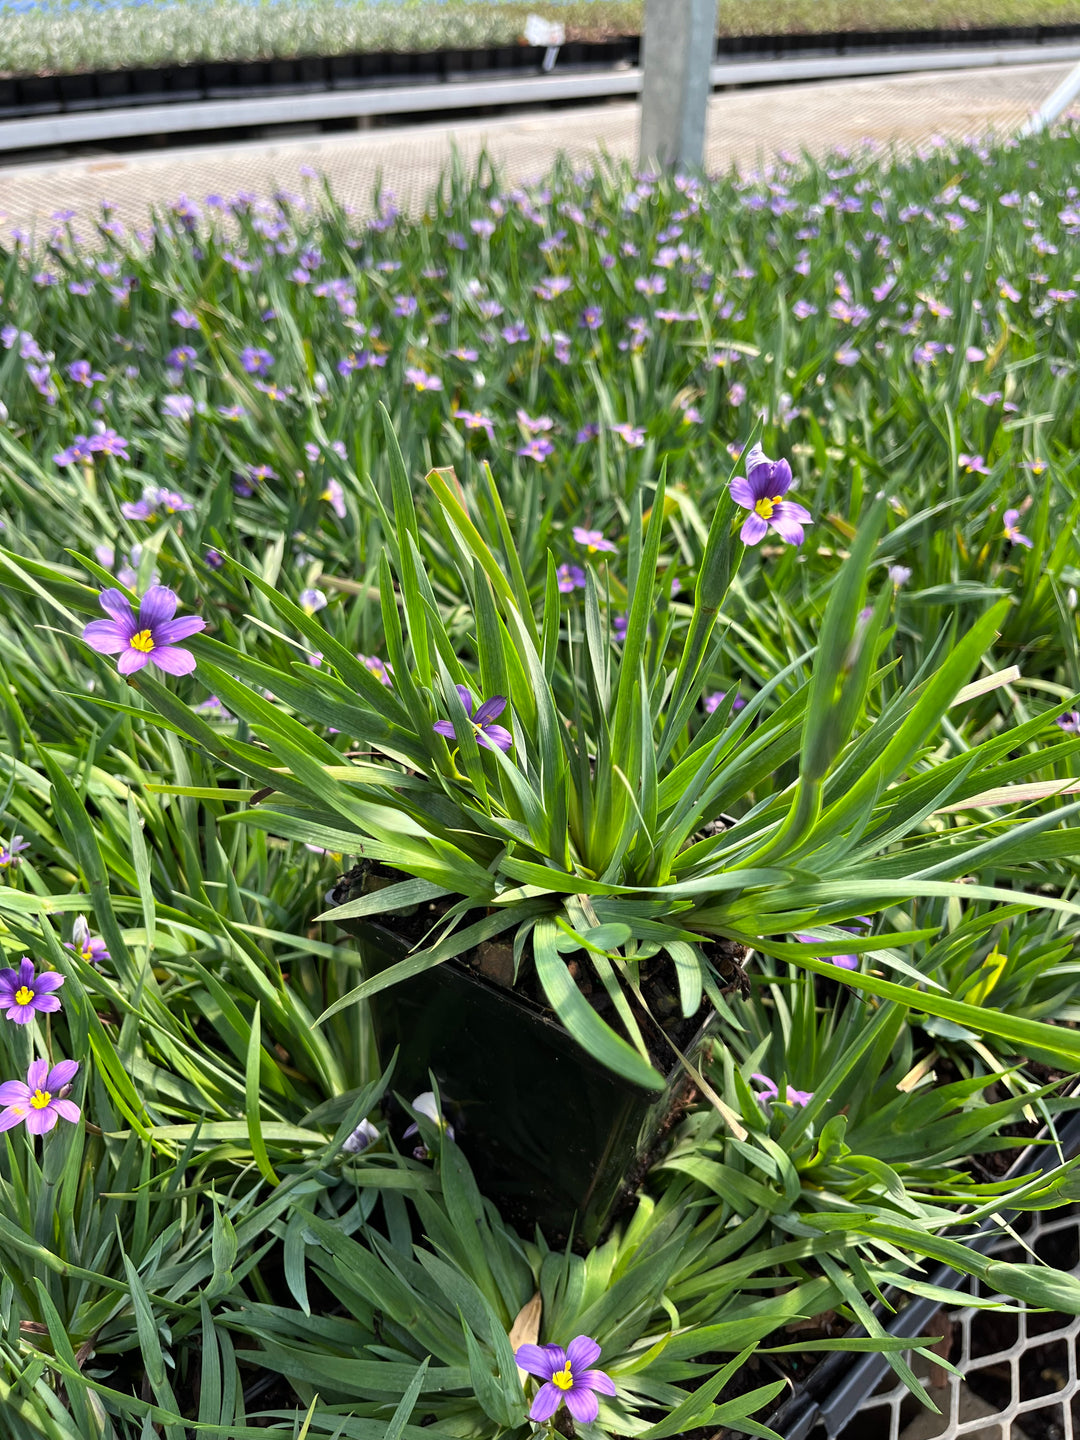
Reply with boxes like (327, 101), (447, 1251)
(811, 1206), (1080, 1440)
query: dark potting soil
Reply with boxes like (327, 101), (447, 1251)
(330, 860), (750, 1076)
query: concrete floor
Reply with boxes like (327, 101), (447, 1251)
(0, 61), (1069, 236)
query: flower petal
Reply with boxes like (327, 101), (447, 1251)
(150, 646), (198, 676)
(30, 995), (62, 1013)
(774, 500), (812, 523)
(138, 586), (179, 629)
(154, 615), (207, 645)
(51, 1099), (81, 1124)
(432, 720), (457, 740)
(117, 648), (152, 676)
(475, 725), (513, 752)
(580, 1370), (618, 1397)
(30, 972), (64, 994)
(770, 458), (793, 496)
(26, 1058), (49, 1092)
(729, 475), (756, 508)
(81, 620), (127, 654)
(0, 1105), (27, 1132)
(453, 684), (474, 718)
(770, 516), (807, 547)
(0, 1082), (30, 1105)
(566, 1336), (602, 1372)
(25, 1106), (58, 1135)
(515, 1343), (564, 1380)
(472, 695), (507, 727)
(739, 513), (769, 546)
(529, 1383), (564, 1423)
(46, 1059), (79, 1090)
(5, 1004), (36, 1024)
(17, 958), (35, 986)
(98, 588), (135, 626)
(564, 1387), (600, 1424)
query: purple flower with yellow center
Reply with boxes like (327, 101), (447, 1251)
(1003, 508), (1033, 548)
(731, 444), (811, 547)
(0, 957), (64, 1024)
(576, 423), (600, 444)
(67, 360), (104, 388)
(611, 422), (645, 447)
(572, 527), (616, 554)
(433, 686), (512, 752)
(516, 409), (553, 435)
(958, 453), (990, 475)
(580, 305), (603, 330)
(358, 653), (393, 687)
(517, 437), (554, 463)
(0, 1058), (80, 1136)
(0, 836), (29, 868)
(557, 564), (586, 593)
(82, 586), (206, 677)
(1025, 459), (1048, 477)
(453, 409), (495, 441)
(300, 588), (328, 615)
(404, 367), (442, 393)
(322, 480), (347, 519)
(888, 564), (912, 588)
(752, 1073), (814, 1108)
(54, 436), (96, 466)
(66, 914), (110, 967)
(240, 346), (274, 375)
(515, 1336), (616, 1425)
(1057, 712), (1080, 734)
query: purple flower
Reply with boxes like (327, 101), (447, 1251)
(90, 429), (129, 459)
(888, 565), (912, 588)
(0, 836), (30, 868)
(358, 654), (393, 687)
(404, 367), (442, 393)
(572, 527), (616, 554)
(501, 322), (530, 345)
(958, 453), (990, 475)
(121, 486), (192, 522)
(172, 308), (200, 329)
(794, 917), (871, 971)
(516, 409), (553, 435)
(704, 690), (746, 714)
(453, 409), (495, 441)
(517, 438), (554, 463)
(342, 1118), (379, 1155)
(321, 479), (347, 518)
(731, 444), (811, 547)
(67, 360), (104, 388)
(0, 1058), (80, 1136)
(557, 564), (586, 593)
(433, 686), (512, 753)
(1003, 509), (1033, 548)
(612, 612), (628, 643)
(576, 423), (600, 444)
(82, 586), (206, 677)
(300, 588), (328, 615)
(403, 1090), (455, 1159)
(515, 1336), (616, 1425)
(580, 305), (603, 330)
(54, 436), (96, 466)
(1056, 712), (1080, 734)
(0, 958), (64, 1024)
(611, 423), (645, 447)
(163, 395), (195, 421)
(66, 914), (110, 967)
(240, 346), (274, 376)
(752, 1073), (814, 1108)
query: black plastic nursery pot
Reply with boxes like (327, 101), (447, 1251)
(331, 876), (715, 1249)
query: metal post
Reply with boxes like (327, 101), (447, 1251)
(1021, 58), (1080, 134)
(638, 0), (717, 170)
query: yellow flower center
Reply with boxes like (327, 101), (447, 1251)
(29, 1089), (51, 1110)
(14, 986), (33, 1006)
(129, 630), (155, 653)
(755, 494), (783, 520)
(552, 1363), (574, 1392)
